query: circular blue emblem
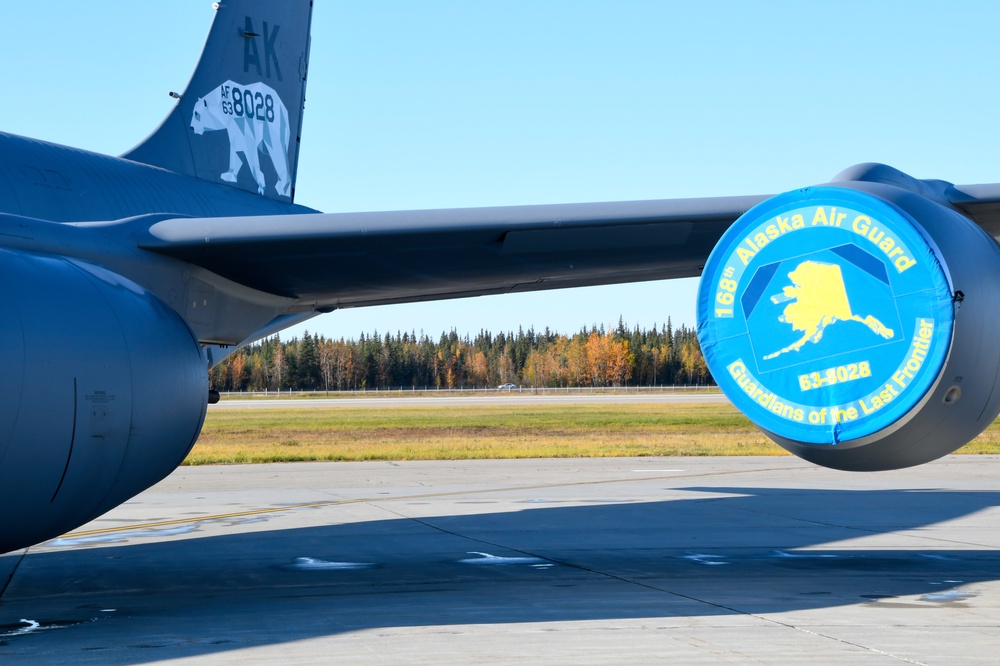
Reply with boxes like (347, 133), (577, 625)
(697, 187), (954, 444)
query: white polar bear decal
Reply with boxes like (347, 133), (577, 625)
(190, 80), (292, 197)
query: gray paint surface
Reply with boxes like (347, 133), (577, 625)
(2, 456), (1000, 663)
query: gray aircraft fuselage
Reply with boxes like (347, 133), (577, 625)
(0, 132), (315, 223)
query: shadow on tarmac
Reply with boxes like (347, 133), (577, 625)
(1, 485), (998, 661)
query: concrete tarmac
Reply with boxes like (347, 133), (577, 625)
(2, 456), (1000, 664)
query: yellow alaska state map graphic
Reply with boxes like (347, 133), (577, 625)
(763, 260), (894, 360)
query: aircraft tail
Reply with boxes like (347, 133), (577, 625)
(123, 0), (313, 202)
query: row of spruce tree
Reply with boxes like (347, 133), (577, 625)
(210, 319), (712, 391)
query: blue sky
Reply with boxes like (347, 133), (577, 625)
(4, 1), (999, 340)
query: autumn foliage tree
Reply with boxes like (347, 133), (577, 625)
(209, 321), (713, 391)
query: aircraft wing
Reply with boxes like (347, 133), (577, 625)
(951, 183), (1000, 237)
(137, 196), (766, 309)
(136, 182), (1000, 311)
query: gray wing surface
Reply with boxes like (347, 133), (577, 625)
(138, 196), (764, 309)
(136, 184), (1000, 311)
(951, 184), (1000, 238)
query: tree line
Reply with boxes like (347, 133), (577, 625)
(210, 319), (713, 391)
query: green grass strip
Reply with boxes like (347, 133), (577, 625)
(187, 403), (1000, 465)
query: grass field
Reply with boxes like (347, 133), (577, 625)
(186, 402), (1000, 465)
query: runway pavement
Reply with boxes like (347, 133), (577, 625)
(210, 391), (729, 409)
(2, 455), (1000, 664)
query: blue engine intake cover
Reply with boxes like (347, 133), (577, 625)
(697, 186), (954, 445)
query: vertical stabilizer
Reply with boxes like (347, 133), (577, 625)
(123, 1), (312, 202)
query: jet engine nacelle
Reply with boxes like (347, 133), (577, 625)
(0, 249), (207, 552)
(698, 181), (1000, 471)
